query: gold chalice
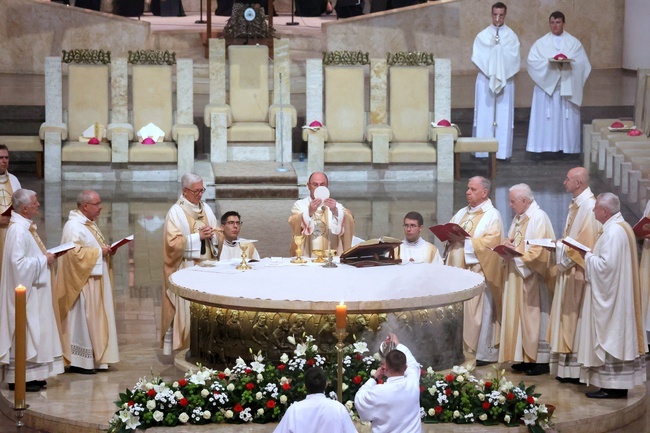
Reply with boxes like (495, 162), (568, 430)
(312, 249), (326, 263)
(291, 235), (307, 264)
(236, 240), (253, 271)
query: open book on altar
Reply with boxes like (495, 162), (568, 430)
(47, 242), (75, 255)
(526, 238), (556, 248)
(111, 234), (134, 252)
(492, 244), (523, 258)
(428, 223), (470, 243)
(561, 236), (591, 254)
(633, 217), (650, 238)
(340, 236), (402, 267)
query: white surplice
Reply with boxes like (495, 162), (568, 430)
(471, 23), (520, 160)
(60, 210), (119, 369)
(0, 212), (64, 382)
(0, 172), (22, 279)
(578, 213), (647, 389)
(273, 393), (357, 433)
(354, 344), (422, 433)
(526, 31), (591, 154)
(400, 237), (442, 265)
(218, 241), (261, 262)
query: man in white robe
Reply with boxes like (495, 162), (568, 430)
(0, 144), (22, 279)
(498, 184), (555, 376)
(55, 190), (119, 373)
(548, 167), (601, 383)
(273, 366), (357, 433)
(355, 334), (421, 433)
(217, 211), (260, 261)
(0, 189), (63, 392)
(289, 172), (354, 257)
(161, 173), (219, 354)
(445, 176), (504, 365)
(577, 193), (646, 398)
(639, 200), (650, 347)
(471, 2), (520, 160)
(526, 11), (591, 155)
(400, 211), (442, 265)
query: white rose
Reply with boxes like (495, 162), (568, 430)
(478, 393), (485, 401)
(146, 400), (156, 410)
(453, 410), (460, 418)
(145, 382), (154, 390)
(174, 391), (184, 400)
(172, 381), (179, 388)
(225, 410), (234, 419)
(280, 353), (289, 364)
(370, 369), (377, 376)
(223, 368), (231, 377)
(178, 413), (189, 423)
(428, 386), (437, 396)
(428, 408), (436, 416)
(427, 366), (434, 375)
(280, 377), (288, 384)
(203, 410), (211, 420)
(479, 413), (487, 421)
(342, 383), (348, 392)
(280, 395), (288, 404)
(345, 401), (353, 410)
(153, 411), (164, 422)
(504, 415), (511, 423)
(227, 383), (235, 392)
(456, 375), (464, 383)
(256, 392), (263, 400)
(257, 408), (264, 416)
(498, 396), (506, 404)
(201, 389), (209, 398)
(453, 391), (459, 397)
(257, 374), (264, 381)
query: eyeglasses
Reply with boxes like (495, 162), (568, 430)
(402, 224), (420, 229)
(87, 201), (102, 206)
(184, 187), (206, 195)
(225, 221), (243, 226)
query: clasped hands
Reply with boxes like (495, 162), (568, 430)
(198, 225), (218, 240)
(309, 198), (339, 218)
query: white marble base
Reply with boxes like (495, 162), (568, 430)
(228, 145), (275, 161)
(61, 164), (178, 181)
(325, 165), (436, 182)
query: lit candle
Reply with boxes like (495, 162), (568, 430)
(335, 301), (347, 329)
(14, 285), (26, 409)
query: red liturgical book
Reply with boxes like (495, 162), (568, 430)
(429, 223), (471, 243)
(633, 217), (650, 238)
(110, 234), (134, 252)
(492, 244), (523, 258)
(561, 236), (591, 254)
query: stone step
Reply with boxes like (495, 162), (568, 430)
(214, 184), (298, 199)
(213, 161), (297, 185)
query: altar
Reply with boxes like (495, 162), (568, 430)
(169, 258), (485, 370)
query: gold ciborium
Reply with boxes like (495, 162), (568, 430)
(323, 248), (338, 268)
(235, 240), (254, 271)
(290, 235), (307, 264)
(312, 249), (326, 263)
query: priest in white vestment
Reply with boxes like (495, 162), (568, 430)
(577, 193), (646, 398)
(445, 176), (504, 365)
(273, 366), (357, 433)
(0, 189), (63, 392)
(355, 334), (421, 433)
(0, 144), (22, 280)
(161, 173), (219, 353)
(289, 172), (354, 257)
(216, 211), (260, 261)
(526, 11), (591, 155)
(399, 211), (442, 265)
(640, 200), (650, 347)
(547, 167), (601, 383)
(55, 190), (119, 373)
(471, 2), (520, 160)
(498, 184), (555, 376)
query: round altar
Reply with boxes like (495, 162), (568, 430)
(169, 258), (485, 370)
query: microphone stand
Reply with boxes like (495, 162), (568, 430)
(287, 0), (299, 26)
(195, 0), (207, 24)
(276, 71), (289, 173)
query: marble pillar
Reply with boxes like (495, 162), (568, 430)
(110, 58), (129, 163)
(209, 39), (226, 105)
(435, 59), (453, 183)
(305, 59), (323, 125)
(43, 57), (63, 183)
(370, 59), (387, 125)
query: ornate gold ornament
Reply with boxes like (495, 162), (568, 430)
(62, 49), (111, 64)
(386, 51), (435, 67)
(224, 3), (275, 41)
(322, 51), (370, 66)
(127, 50), (176, 65)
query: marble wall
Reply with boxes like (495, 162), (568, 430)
(323, 0), (625, 73)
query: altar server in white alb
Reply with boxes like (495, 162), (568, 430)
(577, 193), (647, 398)
(400, 211), (442, 265)
(0, 189), (64, 392)
(217, 211), (260, 261)
(526, 11), (591, 156)
(161, 173), (219, 353)
(273, 366), (357, 433)
(355, 334), (422, 433)
(55, 190), (119, 374)
(639, 200), (650, 348)
(0, 144), (21, 278)
(471, 2), (520, 160)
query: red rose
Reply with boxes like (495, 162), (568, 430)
(435, 406), (443, 414)
(420, 385), (425, 393)
(484, 381), (492, 388)
(178, 379), (187, 387)
(266, 400), (276, 409)
(218, 372), (226, 379)
(277, 364), (286, 370)
(527, 396), (535, 404)
(214, 391), (220, 395)
(179, 398), (188, 407)
(482, 402), (490, 410)
(445, 374), (455, 382)
(507, 392), (515, 400)
(245, 368), (252, 374)
(246, 382), (255, 390)
(445, 388), (451, 396)
(420, 370), (426, 376)
(356, 354), (362, 360)
(353, 375), (362, 385)
(128, 400), (134, 407)
(282, 382), (291, 390)
(147, 389), (156, 397)
(307, 359), (315, 366)
(234, 403), (243, 412)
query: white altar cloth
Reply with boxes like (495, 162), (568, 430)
(169, 258), (485, 314)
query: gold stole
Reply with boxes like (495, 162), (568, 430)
(619, 222), (647, 355)
(447, 209), (486, 269)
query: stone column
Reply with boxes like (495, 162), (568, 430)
(44, 57), (63, 183)
(623, 0), (650, 69)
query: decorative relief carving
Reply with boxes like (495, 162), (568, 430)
(224, 3), (275, 40)
(62, 49), (111, 64)
(322, 51), (370, 66)
(127, 50), (176, 65)
(386, 51), (435, 67)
